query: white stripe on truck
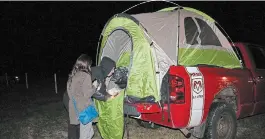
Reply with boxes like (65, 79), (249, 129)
(185, 67), (205, 127)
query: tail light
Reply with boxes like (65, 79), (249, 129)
(169, 75), (185, 104)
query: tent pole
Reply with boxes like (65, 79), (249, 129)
(215, 22), (244, 67)
(121, 1), (180, 14)
(176, 6), (181, 66)
(96, 34), (103, 66)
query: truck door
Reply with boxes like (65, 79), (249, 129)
(247, 44), (265, 114)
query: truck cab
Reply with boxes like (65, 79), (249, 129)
(233, 42), (265, 116)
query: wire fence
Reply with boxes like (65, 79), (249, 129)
(0, 72), (68, 95)
(0, 72), (68, 122)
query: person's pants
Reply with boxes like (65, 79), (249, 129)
(68, 122), (80, 139)
(80, 122), (94, 139)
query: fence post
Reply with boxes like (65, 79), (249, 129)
(25, 73), (28, 89)
(54, 73), (58, 94)
(5, 73), (8, 87)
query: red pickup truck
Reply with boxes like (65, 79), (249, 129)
(125, 42), (265, 139)
(96, 4), (265, 139)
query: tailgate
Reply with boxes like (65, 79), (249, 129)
(124, 102), (162, 116)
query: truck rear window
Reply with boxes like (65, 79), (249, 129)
(248, 45), (265, 69)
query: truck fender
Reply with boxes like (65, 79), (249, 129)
(191, 87), (237, 138)
(213, 86), (238, 112)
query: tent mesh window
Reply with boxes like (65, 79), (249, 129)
(195, 18), (222, 46)
(184, 17), (199, 45)
(101, 29), (132, 64)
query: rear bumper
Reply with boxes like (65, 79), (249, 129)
(124, 102), (161, 116)
(124, 103), (141, 117)
(124, 102), (191, 129)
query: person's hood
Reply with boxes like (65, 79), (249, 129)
(91, 66), (104, 82)
(91, 57), (116, 82)
(100, 57), (116, 78)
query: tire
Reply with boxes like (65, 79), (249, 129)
(204, 102), (237, 139)
(136, 119), (160, 129)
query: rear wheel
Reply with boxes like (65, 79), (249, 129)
(136, 119), (160, 129)
(204, 102), (237, 139)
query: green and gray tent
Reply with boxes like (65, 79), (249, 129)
(94, 6), (242, 139)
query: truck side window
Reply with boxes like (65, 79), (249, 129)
(195, 18), (222, 46)
(248, 46), (265, 69)
(184, 17), (199, 45)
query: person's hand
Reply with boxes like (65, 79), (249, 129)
(110, 95), (115, 99)
(107, 95), (115, 101)
(92, 81), (98, 88)
(107, 93), (119, 100)
(97, 82), (102, 91)
(108, 88), (120, 96)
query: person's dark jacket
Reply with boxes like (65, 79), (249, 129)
(91, 57), (116, 101)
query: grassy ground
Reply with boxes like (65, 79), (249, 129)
(1, 100), (265, 139)
(0, 77), (265, 139)
(0, 101), (187, 139)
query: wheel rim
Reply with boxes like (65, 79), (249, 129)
(216, 112), (233, 139)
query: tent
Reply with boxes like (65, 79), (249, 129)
(94, 5), (242, 139)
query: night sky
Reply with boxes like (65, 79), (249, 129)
(1, 1), (265, 75)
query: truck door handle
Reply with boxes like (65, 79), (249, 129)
(248, 80), (254, 83)
(257, 76), (264, 80)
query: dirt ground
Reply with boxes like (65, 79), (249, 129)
(0, 78), (265, 139)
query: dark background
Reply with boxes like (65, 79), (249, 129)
(1, 1), (265, 76)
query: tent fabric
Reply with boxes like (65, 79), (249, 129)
(95, 16), (158, 139)
(132, 12), (179, 63)
(101, 29), (132, 62)
(133, 8), (241, 69)
(95, 52), (133, 139)
(98, 16), (159, 100)
(95, 6), (242, 139)
(177, 10), (241, 68)
(94, 90), (125, 139)
(158, 7), (215, 23)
